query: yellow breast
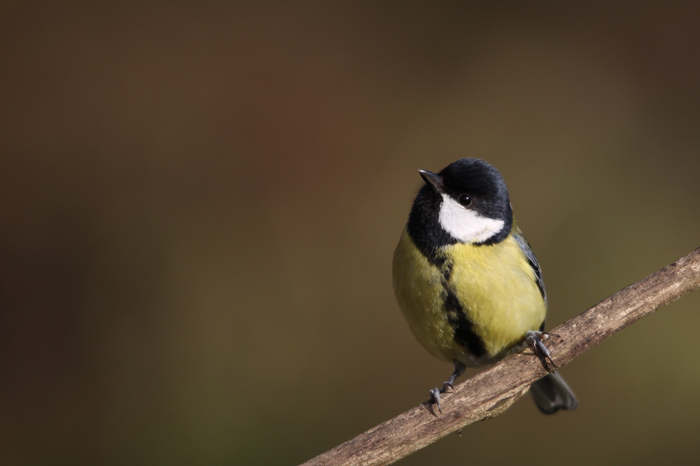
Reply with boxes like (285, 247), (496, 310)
(392, 229), (546, 365)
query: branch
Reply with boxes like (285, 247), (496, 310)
(300, 247), (700, 466)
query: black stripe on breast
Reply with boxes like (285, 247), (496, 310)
(443, 287), (486, 359)
(441, 261), (453, 282)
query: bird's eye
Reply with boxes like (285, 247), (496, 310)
(458, 194), (472, 207)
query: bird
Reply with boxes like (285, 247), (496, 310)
(392, 157), (577, 414)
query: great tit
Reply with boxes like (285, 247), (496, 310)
(392, 158), (577, 414)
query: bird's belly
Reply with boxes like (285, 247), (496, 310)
(393, 231), (546, 366)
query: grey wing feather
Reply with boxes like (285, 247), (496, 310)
(513, 232), (547, 307)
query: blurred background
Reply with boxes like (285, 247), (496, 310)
(2, 1), (700, 465)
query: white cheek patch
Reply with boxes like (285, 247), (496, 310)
(438, 194), (505, 243)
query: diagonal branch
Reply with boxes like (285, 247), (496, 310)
(300, 247), (700, 466)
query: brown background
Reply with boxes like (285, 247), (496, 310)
(2, 1), (700, 465)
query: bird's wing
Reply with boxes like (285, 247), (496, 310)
(512, 230), (547, 308)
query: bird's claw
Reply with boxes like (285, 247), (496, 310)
(429, 388), (443, 415)
(441, 382), (455, 393)
(525, 330), (557, 368)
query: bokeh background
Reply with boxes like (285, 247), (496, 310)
(2, 1), (700, 465)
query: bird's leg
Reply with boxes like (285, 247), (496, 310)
(442, 362), (466, 393)
(429, 362), (466, 414)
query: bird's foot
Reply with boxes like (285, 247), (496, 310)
(429, 388), (442, 415)
(524, 330), (557, 368)
(429, 382), (456, 415)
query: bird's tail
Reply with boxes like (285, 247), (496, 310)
(530, 371), (578, 415)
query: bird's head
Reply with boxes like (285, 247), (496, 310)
(414, 158), (513, 245)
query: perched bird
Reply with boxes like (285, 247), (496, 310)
(392, 158), (577, 414)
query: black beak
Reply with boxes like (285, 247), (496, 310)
(418, 169), (443, 192)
